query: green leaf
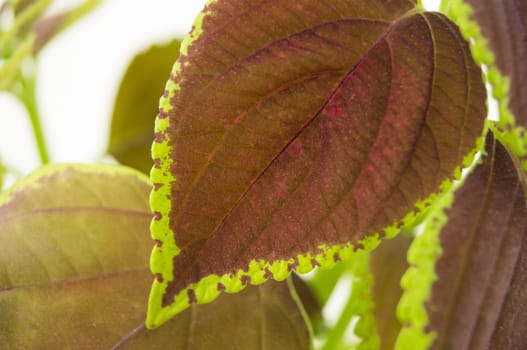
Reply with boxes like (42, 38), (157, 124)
(0, 164), (152, 348)
(370, 234), (412, 350)
(113, 279), (312, 350)
(0, 161), (5, 189)
(0, 164), (312, 349)
(0, 164), (152, 287)
(423, 133), (527, 349)
(107, 39), (180, 174)
(149, 0), (487, 328)
(12, 0), (38, 14)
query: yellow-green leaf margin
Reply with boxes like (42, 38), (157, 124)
(441, 0), (527, 167)
(394, 127), (488, 350)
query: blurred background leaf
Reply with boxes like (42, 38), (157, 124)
(0, 163), (152, 348)
(370, 233), (412, 350)
(0, 163), (312, 349)
(31, 0), (102, 53)
(113, 279), (312, 350)
(0, 161), (5, 189)
(107, 39), (180, 174)
(1, 0), (102, 165)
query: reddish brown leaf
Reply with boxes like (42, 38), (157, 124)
(149, 0), (487, 327)
(426, 133), (527, 349)
(465, 0), (527, 126)
(32, 11), (69, 52)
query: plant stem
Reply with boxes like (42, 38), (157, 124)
(0, 0), (52, 49)
(0, 34), (35, 90)
(321, 250), (376, 350)
(19, 73), (49, 164)
(320, 280), (356, 350)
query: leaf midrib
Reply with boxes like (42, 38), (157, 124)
(218, 12), (436, 267)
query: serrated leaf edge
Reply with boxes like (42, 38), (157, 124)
(350, 250), (379, 350)
(442, 0), (527, 167)
(148, 0), (220, 329)
(394, 126), (488, 350)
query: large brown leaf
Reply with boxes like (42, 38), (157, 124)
(149, 0), (487, 327)
(425, 133), (527, 349)
(465, 0), (527, 126)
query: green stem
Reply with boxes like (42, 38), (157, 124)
(19, 73), (49, 164)
(0, 34), (35, 90)
(321, 250), (377, 350)
(0, 162), (6, 189)
(320, 280), (356, 350)
(0, 0), (52, 49)
(286, 277), (316, 342)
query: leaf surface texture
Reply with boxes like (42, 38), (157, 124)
(426, 134), (527, 349)
(465, 0), (527, 126)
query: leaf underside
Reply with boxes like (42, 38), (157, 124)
(426, 133), (527, 349)
(464, 0), (527, 127)
(0, 164), (311, 349)
(149, 0), (486, 327)
(0, 164), (153, 348)
(115, 280), (311, 350)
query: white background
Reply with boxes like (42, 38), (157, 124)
(0, 0), (440, 185)
(0, 0), (207, 181)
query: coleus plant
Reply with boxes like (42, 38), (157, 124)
(1, 0), (526, 349)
